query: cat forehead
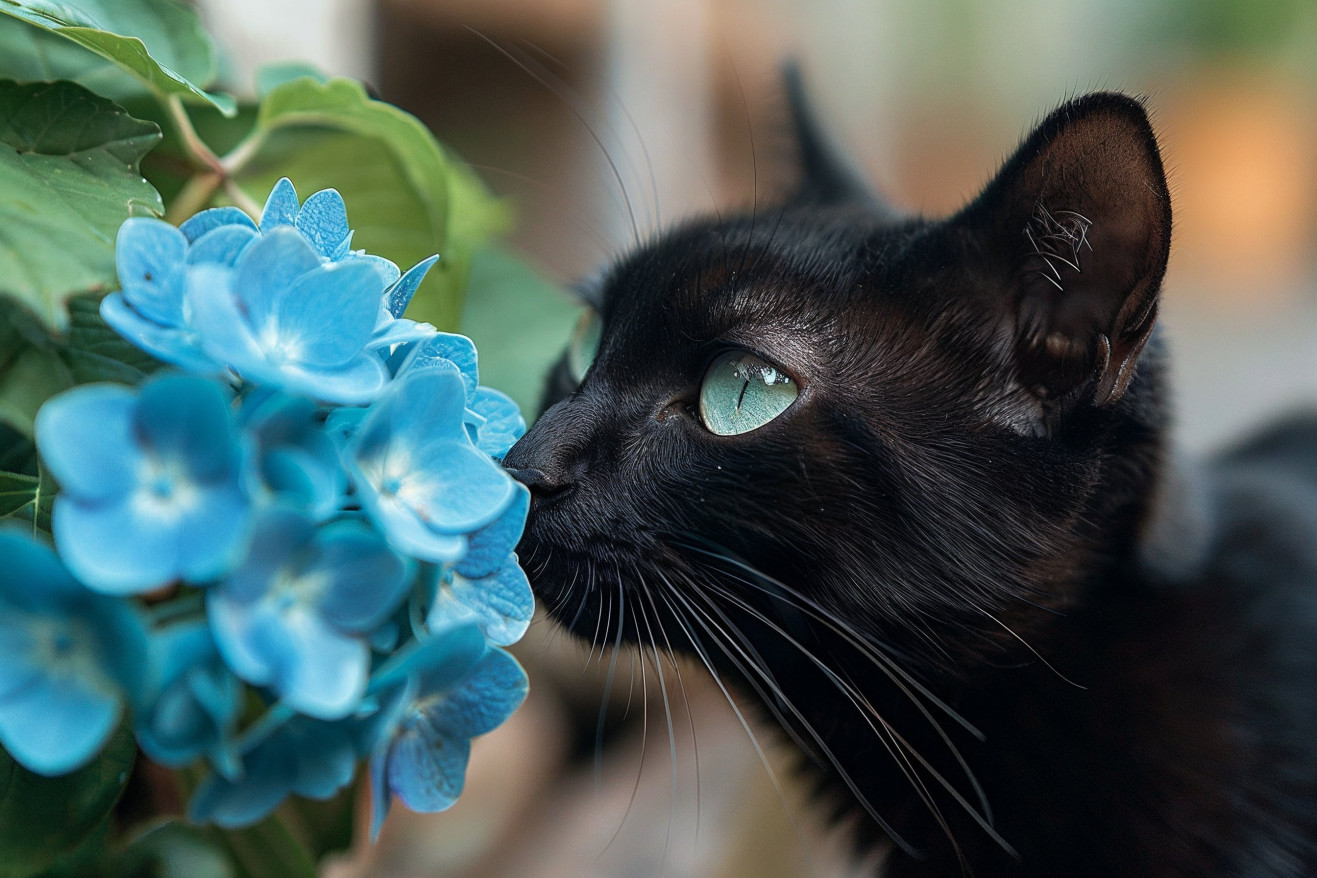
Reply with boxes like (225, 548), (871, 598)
(596, 207), (919, 328)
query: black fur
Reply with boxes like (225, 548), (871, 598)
(503, 86), (1317, 876)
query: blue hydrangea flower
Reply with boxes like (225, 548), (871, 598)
(366, 623), (518, 837)
(390, 330), (526, 458)
(189, 711), (360, 828)
(36, 373), (254, 595)
(186, 229), (391, 404)
(101, 218), (218, 373)
(467, 387), (525, 460)
(0, 531), (149, 775)
(136, 620), (242, 780)
(259, 178), (438, 352)
(207, 507), (412, 719)
(105, 179), (439, 393)
(344, 369), (517, 563)
(426, 485), (533, 646)
(363, 623), (521, 838)
(240, 392), (345, 520)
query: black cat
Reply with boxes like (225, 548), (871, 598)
(502, 74), (1317, 876)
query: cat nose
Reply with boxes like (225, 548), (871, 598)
(504, 466), (571, 501)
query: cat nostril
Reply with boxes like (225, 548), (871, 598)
(505, 466), (572, 500)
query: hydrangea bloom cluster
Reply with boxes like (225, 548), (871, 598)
(8, 179), (531, 837)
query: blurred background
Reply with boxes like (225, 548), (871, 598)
(199, 1), (1317, 875)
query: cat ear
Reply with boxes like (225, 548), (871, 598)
(961, 93), (1171, 408)
(782, 62), (898, 217)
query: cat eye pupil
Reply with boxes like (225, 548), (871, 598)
(699, 351), (798, 436)
(568, 308), (602, 383)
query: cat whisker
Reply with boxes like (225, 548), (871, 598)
(637, 568), (700, 852)
(675, 539), (984, 741)
(465, 29), (642, 247)
(656, 582), (823, 872)
(974, 605), (1086, 690)
(696, 576), (1015, 858)
(670, 582), (925, 859)
(595, 577), (627, 785)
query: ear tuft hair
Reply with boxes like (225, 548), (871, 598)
(959, 93), (1171, 408)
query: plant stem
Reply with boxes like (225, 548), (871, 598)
(165, 171), (222, 225)
(164, 95), (266, 222)
(165, 95), (224, 175)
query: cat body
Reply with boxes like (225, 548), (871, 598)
(504, 81), (1317, 876)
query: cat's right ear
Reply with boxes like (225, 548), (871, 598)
(959, 93), (1172, 409)
(782, 62), (899, 217)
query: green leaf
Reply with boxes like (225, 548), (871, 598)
(459, 245), (578, 416)
(255, 62), (328, 98)
(230, 77), (507, 332)
(0, 344), (71, 437)
(0, 0), (234, 115)
(0, 470), (38, 517)
(0, 80), (163, 330)
(1, 461), (54, 534)
(60, 294), (161, 385)
(0, 726), (135, 878)
(122, 822), (236, 878)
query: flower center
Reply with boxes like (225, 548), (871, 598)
(134, 456), (201, 521)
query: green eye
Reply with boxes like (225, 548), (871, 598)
(698, 351), (799, 436)
(568, 308), (602, 383)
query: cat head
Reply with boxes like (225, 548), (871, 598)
(504, 86), (1172, 680)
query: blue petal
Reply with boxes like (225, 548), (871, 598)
(369, 742), (392, 840)
(35, 384), (142, 503)
(174, 481), (253, 583)
(91, 595), (152, 701)
(352, 254), (400, 289)
(0, 612), (44, 699)
(187, 266), (277, 376)
(260, 178), (300, 232)
(115, 218), (187, 326)
(248, 355), (388, 406)
(271, 260), (384, 367)
(218, 505), (317, 604)
(368, 317), (436, 352)
(434, 559), (534, 646)
(207, 594), (282, 686)
(368, 620), (486, 695)
(54, 496), (182, 594)
(384, 255), (438, 318)
(261, 447), (344, 520)
(395, 332), (478, 396)
(306, 521), (411, 633)
(295, 189), (351, 259)
(386, 720), (469, 813)
(190, 729), (298, 827)
(399, 439), (516, 535)
(353, 486), (466, 563)
(287, 719), (359, 799)
(425, 647), (528, 739)
(274, 606), (370, 720)
(232, 228), (323, 333)
(135, 628), (242, 778)
(0, 672), (121, 775)
(456, 483), (528, 579)
(469, 387), (526, 459)
(352, 369), (469, 460)
(0, 532), (87, 608)
(187, 225), (258, 267)
(135, 373), (240, 481)
(99, 293), (217, 374)
(179, 207), (258, 243)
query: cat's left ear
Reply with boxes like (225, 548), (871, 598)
(961, 93), (1172, 408)
(782, 63), (899, 217)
